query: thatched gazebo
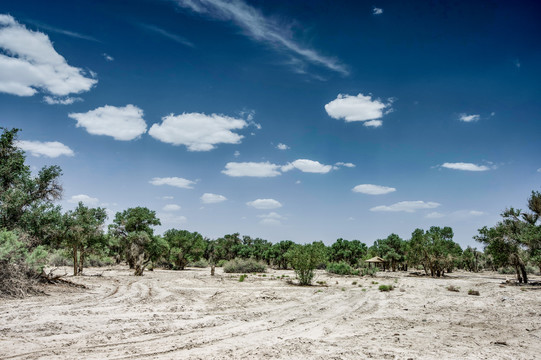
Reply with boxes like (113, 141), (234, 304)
(365, 256), (385, 269)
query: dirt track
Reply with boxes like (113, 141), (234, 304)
(1, 267), (540, 359)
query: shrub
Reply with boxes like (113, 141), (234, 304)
(378, 284), (394, 292)
(48, 249), (73, 267)
(85, 254), (114, 267)
(352, 281), (358, 285)
(468, 289), (480, 296)
(216, 259), (227, 267)
(362, 267), (378, 277)
(223, 258), (266, 273)
(447, 285), (460, 292)
(326, 262), (360, 276)
(189, 259), (209, 268)
(286, 243), (326, 286)
(239, 274), (247, 282)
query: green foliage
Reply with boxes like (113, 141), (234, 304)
(216, 259), (227, 267)
(239, 274), (247, 282)
(286, 242), (326, 285)
(223, 258), (267, 273)
(468, 289), (480, 296)
(269, 240), (296, 269)
(370, 234), (406, 271)
(378, 284), (394, 292)
(326, 261), (359, 275)
(361, 267), (378, 276)
(329, 238), (366, 266)
(189, 259), (209, 268)
(164, 229), (206, 270)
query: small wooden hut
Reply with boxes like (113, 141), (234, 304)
(365, 256), (386, 270)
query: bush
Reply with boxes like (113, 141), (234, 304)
(326, 262), (360, 276)
(468, 289), (480, 296)
(239, 274), (247, 282)
(48, 249), (73, 267)
(378, 284), (394, 292)
(286, 243), (326, 286)
(189, 259), (209, 268)
(362, 267), (378, 277)
(216, 259), (227, 267)
(86, 254), (114, 267)
(223, 258), (266, 273)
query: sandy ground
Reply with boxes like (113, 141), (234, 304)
(0, 266), (540, 360)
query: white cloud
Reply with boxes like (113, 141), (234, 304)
(149, 112), (247, 151)
(537, 168), (541, 173)
(201, 193), (227, 204)
(247, 198), (282, 209)
(459, 113), (480, 122)
(69, 104), (147, 141)
(43, 96), (82, 105)
(441, 162), (490, 172)
(468, 210), (484, 216)
(352, 184), (396, 195)
(149, 177), (196, 189)
(138, 23), (194, 47)
(17, 140), (74, 158)
(159, 213), (187, 224)
(425, 212), (445, 219)
(161, 196), (174, 200)
(175, 0), (348, 75)
(103, 53), (114, 61)
(370, 201), (440, 213)
(234, 150), (240, 157)
(257, 212), (284, 226)
(163, 204), (181, 211)
(222, 161), (281, 177)
(373, 7), (383, 15)
(0, 15), (97, 97)
(325, 93), (392, 126)
(276, 143), (289, 150)
(68, 194), (99, 205)
(295, 180), (301, 184)
(335, 162), (355, 168)
(281, 159), (333, 174)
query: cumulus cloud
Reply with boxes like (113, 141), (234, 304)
(163, 204), (181, 212)
(201, 193), (227, 204)
(43, 95), (82, 105)
(281, 159), (333, 174)
(149, 177), (196, 189)
(68, 194), (99, 205)
(459, 114), (480, 122)
(175, 0), (348, 75)
(325, 93), (392, 126)
(276, 143), (289, 150)
(0, 14), (97, 97)
(69, 104), (147, 141)
(17, 140), (74, 158)
(370, 201), (440, 213)
(247, 198), (282, 209)
(335, 162), (355, 168)
(149, 112), (248, 151)
(222, 162), (282, 177)
(352, 184), (396, 195)
(373, 7), (383, 15)
(441, 162), (490, 171)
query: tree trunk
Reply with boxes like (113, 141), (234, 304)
(519, 263), (528, 284)
(73, 245), (78, 276)
(78, 251), (85, 275)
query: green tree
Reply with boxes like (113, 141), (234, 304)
(286, 242), (327, 285)
(269, 240), (295, 269)
(163, 229), (206, 270)
(329, 238), (366, 266)
(109, 207), (162, 276)
(63, 202), (107, 276)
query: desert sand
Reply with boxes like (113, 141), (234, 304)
(0, 266), (540, 360)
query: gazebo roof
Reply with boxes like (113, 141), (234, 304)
(365, 256), (385, 263)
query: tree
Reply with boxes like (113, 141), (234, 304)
(286, 242), (326, 285)
(163, 229), (206, 270)
(329, 238), (367, 266)
(370, 234), (405, 271)
(63, 202), (107, 276)
(269, 240), (295, 269)
(109, 207), (162, 276)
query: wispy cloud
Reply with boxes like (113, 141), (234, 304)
(138, 23), (194, 47)
(371, 201), (440, 213)
(25, 19), (100, 42)
(247, 198), (282, 209)
(201, 193), (227, 204)
(150, 177), (196, 189)
(222, 161), (282, 177)
(352, 184), (395, 195)
(373, 7), (383, 15)
(68, 194), (99, 205)
(459, 113), (480, 122)
(175, 0), (348, 75)
(17, 140), (74, 158)
(441, 162), (490, 172)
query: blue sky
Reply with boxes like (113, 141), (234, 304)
(1, 0), (540, 248)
